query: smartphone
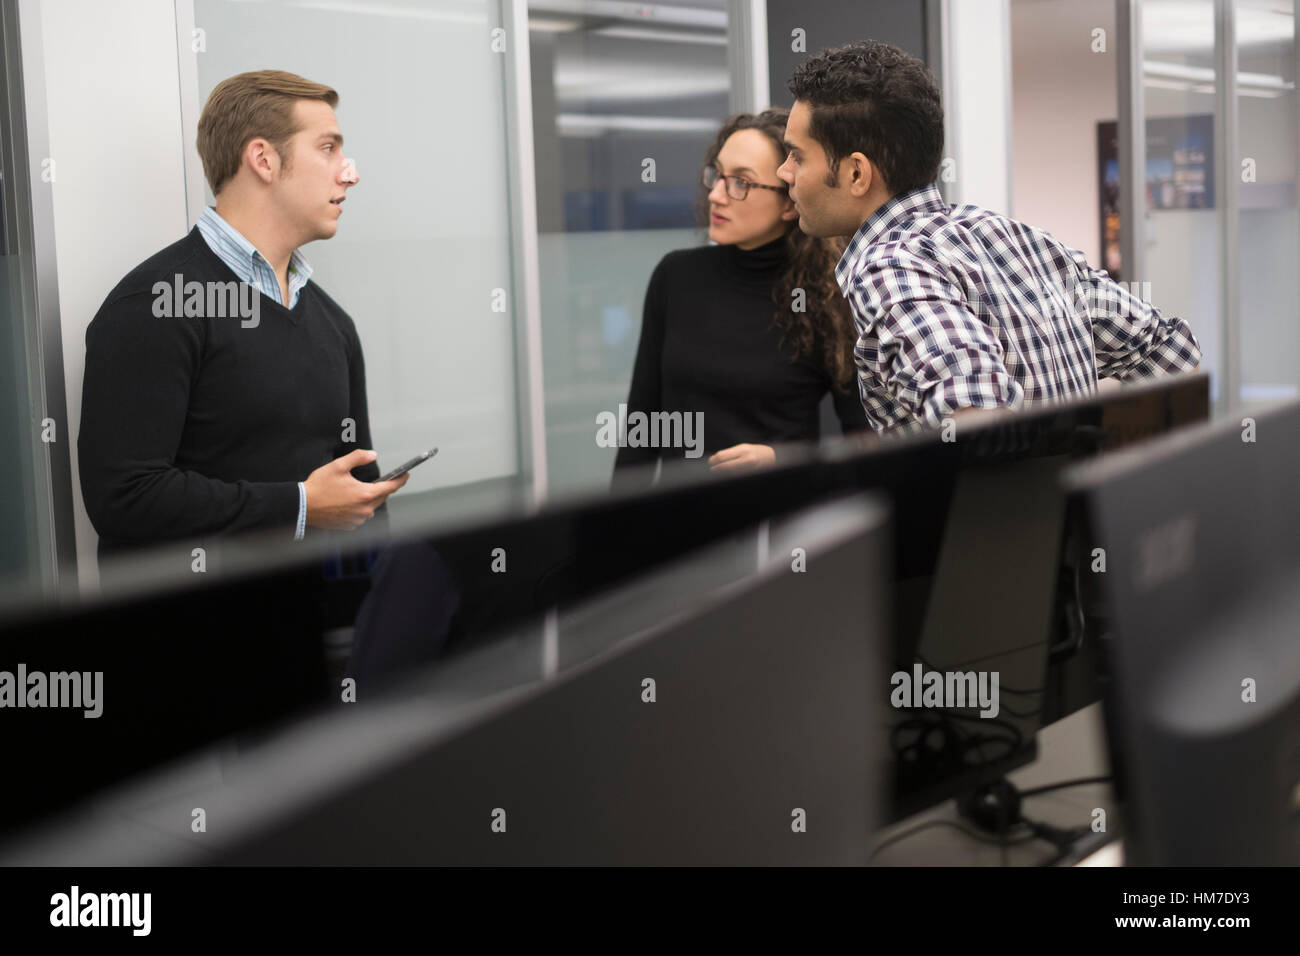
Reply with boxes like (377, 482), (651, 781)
(375, 447), (438, 482)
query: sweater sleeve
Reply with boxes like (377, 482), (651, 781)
(611, 256), (669, 487)
(829, 378), (869, 434)
(77, 293), (300, 546)
(769, 352), (869, 468)
(342, 315), (388, 530)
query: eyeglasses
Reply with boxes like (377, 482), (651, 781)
(702, 165), (788, 201)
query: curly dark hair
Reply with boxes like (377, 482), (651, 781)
(788, 40), (944, 196)
(698, 109), (857, 393)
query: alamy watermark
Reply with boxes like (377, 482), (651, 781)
(890, 663), (999, 719)
(50, 886), (150, 936)
(596, 404), (704, 459)
(0, 664), (103, 718)
(1019, 275), (1155, 322)
(152, 274), (260, 328)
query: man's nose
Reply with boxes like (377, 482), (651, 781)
(776, 158), (792, 184)
(341, 156), (360, 187)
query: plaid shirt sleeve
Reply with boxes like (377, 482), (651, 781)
(1067, 247), (1203, 379)
(845, 245), (1025, 432)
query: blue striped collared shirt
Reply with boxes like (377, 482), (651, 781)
(196, 206), (314, 539)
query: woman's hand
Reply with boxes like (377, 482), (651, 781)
(708, 443), (776, 472)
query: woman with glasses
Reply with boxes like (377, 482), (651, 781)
(613, 108), (866, 486)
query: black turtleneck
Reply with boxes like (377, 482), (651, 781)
(612, 235), (867, 481)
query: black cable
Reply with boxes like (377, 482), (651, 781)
(913, 711), (1026, 752)
(868, 817), (1039, 862)
(997, 701), (1043, 719)
(910, 708), (1024, 732)
(1018, 775), (1112, 798)
(1015, 776), (1116, 864)
(890, 715), (1022, 775)
(874, 778), (1115, 864)
(1048, 553), (1088, 658)
(912, 652), (1044, 696)
(1022, 817), (1095, 865)
(1035, 833), (1100, 866)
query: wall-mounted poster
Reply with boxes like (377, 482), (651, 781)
(1097, 115), (1214, 282)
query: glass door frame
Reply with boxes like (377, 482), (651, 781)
(1117, 0), (1300, 414)
(3, 0), (78, 594)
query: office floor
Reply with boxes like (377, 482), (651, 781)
(871, 703), (1116, 865)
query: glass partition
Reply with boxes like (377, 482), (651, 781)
(0, 123), (44, 595)
(193, 0), (526, 530)
(1235, 0), (1298, 409)
(1140, 0), (1224, 403)
(528, 0), (731, 495)
(1131, 0), (1299, 413)
(0, 0), (64, 600)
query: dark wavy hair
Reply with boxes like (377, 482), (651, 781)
(788, 40), (944, 195)
(698, 109), (857, 393)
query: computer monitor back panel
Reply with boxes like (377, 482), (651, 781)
(852, 373), (1209, 818)
(226, 495), (889, 865)
(1068, 402), (1300, 865)
(0, 495), (890, 866)
(0, 372), (1208, 845)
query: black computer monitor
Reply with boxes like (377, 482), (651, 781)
(0, 370), (1209, 842)
(329, 371), (1209, 829)
(0, 563), (331, 839)
(256, 370), (1212, 828)
(1063, 399), (1300, 865)
(811, 372), (1209, 821)
(0, 494), (890, 866)
(0, 420), (872, 843)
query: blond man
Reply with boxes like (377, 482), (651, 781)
(79, 70), (406, 563)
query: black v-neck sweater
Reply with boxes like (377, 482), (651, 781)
(612, 236), (867, 479)
(78, 226), (381, 562)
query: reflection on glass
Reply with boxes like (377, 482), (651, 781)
(1140, 0), (1222, 402)
(1235, 0), (1298, 408)
(191, 0), (523, 527)
(0, 211), (44, 600)
(529, 1), (731, 494)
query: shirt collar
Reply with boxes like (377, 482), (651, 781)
(199, 205), (313, 287)
(835, 183), (948, 292)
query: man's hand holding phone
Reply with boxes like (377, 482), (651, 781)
(304, 449), (409, 531)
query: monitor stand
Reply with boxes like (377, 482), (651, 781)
(957, 777), (1092, 862)
(888, 455), (1070, 822)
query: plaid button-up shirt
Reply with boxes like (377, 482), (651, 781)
(835, 184), (1202, 434)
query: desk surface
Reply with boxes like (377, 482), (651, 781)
(872, 702), (1119, 865)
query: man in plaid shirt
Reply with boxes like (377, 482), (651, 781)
(776, 41), (1202, 435)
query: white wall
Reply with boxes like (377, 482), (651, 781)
(1010, 0), (1221, 386)
(36, 0), (527, 591)
(39, 0), (191, 592)
(1011, 0), (1116, 257)
(945, 0), (1013, 214)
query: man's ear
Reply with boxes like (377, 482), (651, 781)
(245, 137), (278, 185)
(846, 152), (874, 198)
